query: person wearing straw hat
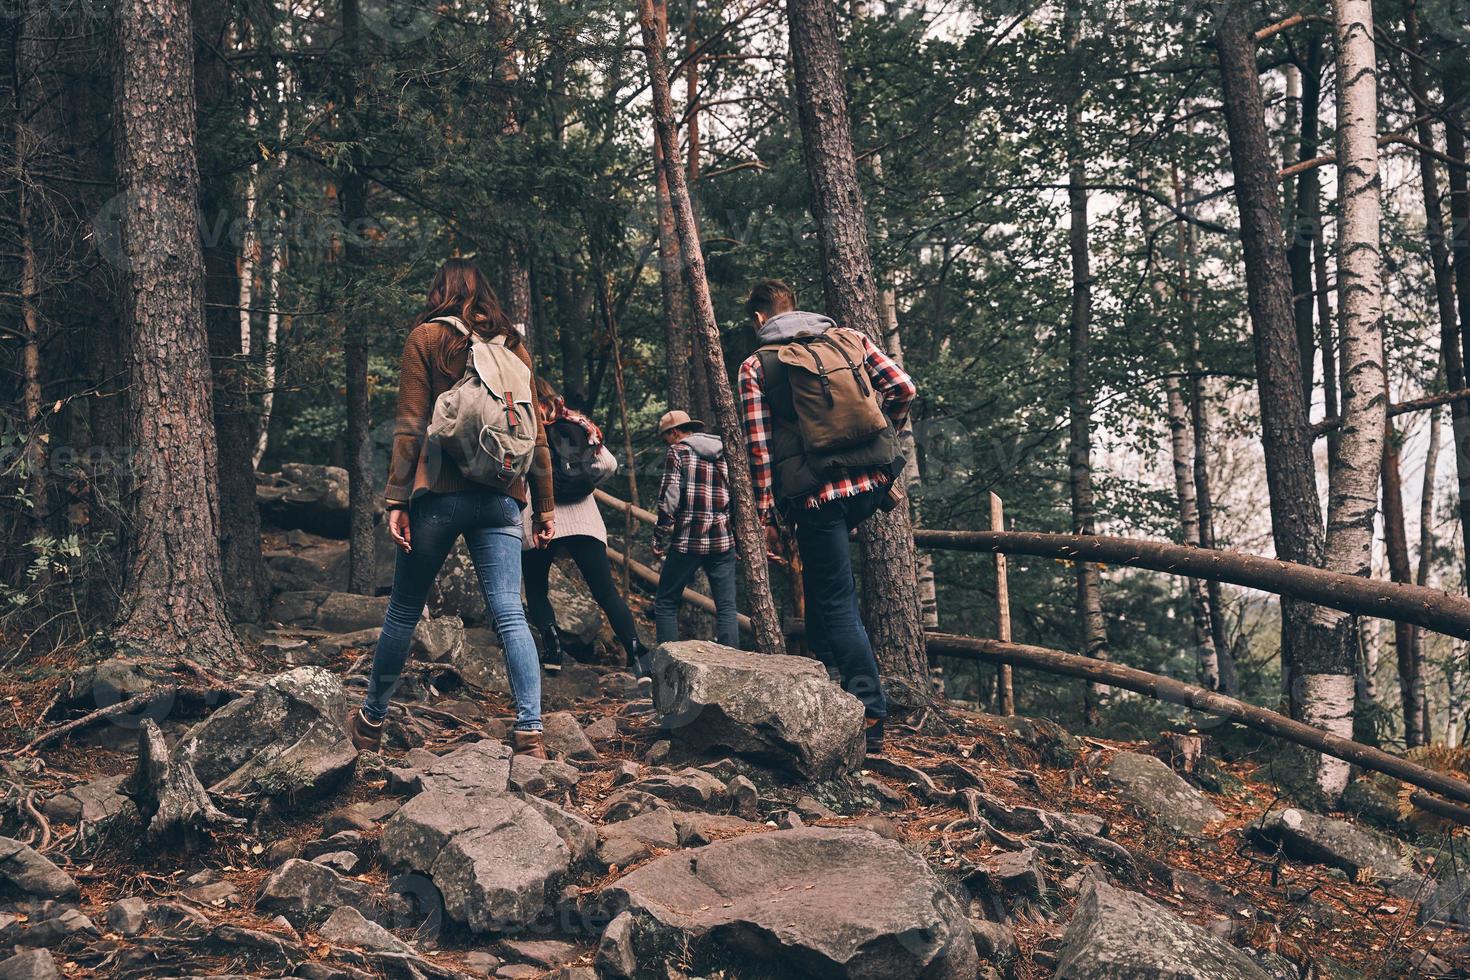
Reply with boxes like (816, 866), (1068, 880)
(652, 410), (740, 650)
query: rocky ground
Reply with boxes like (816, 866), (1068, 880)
(0, 464), (1466, 979)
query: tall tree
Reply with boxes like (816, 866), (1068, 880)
(651, 0), (692, 415)
(1215, 1), (1333, 785)
(111, 0), (240, 663)
(636, 0), (785, 657)
(1403, 0), (1470, 582)
(1284, 38), (1324, 406)
(195, 0), (269, 622)
(488, 0), (532, 338)
(1381, 422), (1425, 746)
(1311, 0), (1388, 792)
(340, 0), (374, 595)
(1063, 0), (1110, 724)
(786, 0), (929, 698)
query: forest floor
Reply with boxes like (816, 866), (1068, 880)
(0, 517), (1465, 978)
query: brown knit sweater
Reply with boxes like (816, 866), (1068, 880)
(384, 319), (555, 519)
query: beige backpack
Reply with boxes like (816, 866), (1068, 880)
(426, 317), (537, 487)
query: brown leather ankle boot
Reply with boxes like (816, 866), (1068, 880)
(347, 708), (383, 751)
(512, 729), (547, 759)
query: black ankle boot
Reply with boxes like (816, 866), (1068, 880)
(539, 627), (564, 675)
(627, 639), (651, 679)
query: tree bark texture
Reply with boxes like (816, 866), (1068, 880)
(1215, 3), (1327, 723)
(651, 0), (692, 415)
(636, 0), (785, 657)
(1284, 38), (1324, 405)
(786, 0), (929, 698)
(111, 0), (241, 664)
(1308, 0), (1388, 795)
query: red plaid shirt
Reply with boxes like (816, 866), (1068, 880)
(654, 441), (735, 555)
(739, 327), (916, 524)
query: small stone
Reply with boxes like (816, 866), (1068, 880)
(105, 897), (148, 937)
(265, 839), (300, 866)
(542, 712), (599, 760)
(611, 761), (641, 786)
(969, 919), (1018, 961)
(644, 740), (672, 765)
(318, 906), (411, 953)
(499, 938), (579, 969)
(596, 911), (637, 979)
(182, 879), (240, 906)
(727, 774), (759, 819)
(312, 850), (360, 874)
(584, 716), (618, 742)
(463, 951), (501, 976)
(0, 837), (80, 900)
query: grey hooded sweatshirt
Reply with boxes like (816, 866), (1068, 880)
(755, 310), (836, 344)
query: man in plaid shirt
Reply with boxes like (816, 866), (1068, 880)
(652, 410), (740, 649)
(738, 280), (916, 754)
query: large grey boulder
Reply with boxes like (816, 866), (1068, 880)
(600, 827), (977, 979)
(319, 906), (412, 953)
(0, 837), (79, 900)
(1251, 808), (1412, 882)
(0, 949), (60, 980)
(1102, 751), (1224, 837)
(174, 667), (357, 802)
(650, 642), (865, 780)
(1056, 879), (1269, 979)
(380, 789), (573, 932)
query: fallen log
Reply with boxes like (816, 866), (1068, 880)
(913, 530), (1470, 642)
(926, 632), (1470, 807)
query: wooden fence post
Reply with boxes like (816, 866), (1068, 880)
(991, 492), (1016, 716)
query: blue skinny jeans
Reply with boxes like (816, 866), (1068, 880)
(364, 488), (542, 731)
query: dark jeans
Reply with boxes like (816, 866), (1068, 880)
(791, 490), (887, 718)
(655, 548), (740, 648)
(523, 535), (641, 655)
(365, 489), (541, 730)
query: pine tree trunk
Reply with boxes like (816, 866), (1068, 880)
(1408, 4), (1470, 584)
(785, 0), (929, 699)
(489, 0), (532, 341)
(1412, 398), (1441, 741)
(1063, 0), (1109, 724)
(651, 0), (692, 415)
(636, 0), (785, 657)
(1284, 39), (1324, 404)
(195, 0), (268, 622)
(340, 0), (374, 596)
(111, 0), (241, 664)
(1308, 0), (1388, 794)
(1382, 423), (1425, 746)
(1215, 4), (1329, 750)
(14, 7), (47, 534)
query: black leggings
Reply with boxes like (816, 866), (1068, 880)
(523, 535), (640, 655)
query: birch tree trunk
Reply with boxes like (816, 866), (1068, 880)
(1412, 401), (1442, 741)
(1165, 378), (1221, 689)
(111, 0), (241, 664)
(1215, 4), (1332, 783)
(785, 0), (930, 698)
(636, 0), (785, 657)
(1064, 0), (1110, 723)
(1310, 0), (1388, 789)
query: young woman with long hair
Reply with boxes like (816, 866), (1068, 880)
(348, 258), (556, 758)
(522, 379), (650, 675)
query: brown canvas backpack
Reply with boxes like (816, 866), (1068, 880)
(756, 328), (890, 452)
